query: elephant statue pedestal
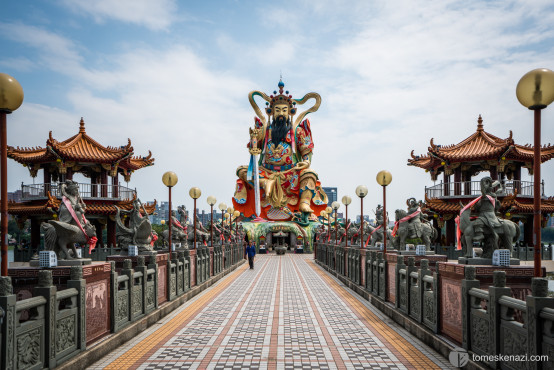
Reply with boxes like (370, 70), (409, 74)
(30, 258), (92, 267)
(457, 256), (520, 265)
(396, 250), (435, 256)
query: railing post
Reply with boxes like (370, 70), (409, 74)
(488, 271), (511, 368)
(67, 266), (86, 354)
(526, 278), (554, 370)
(0, 276), (16, 370)
(395, 256), (405, 310)
(34, 270), (56, 368)
(461, 266), (480, 350)
(122, 259), (134, 322)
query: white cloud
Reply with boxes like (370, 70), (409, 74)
(61, 0), (178, 31)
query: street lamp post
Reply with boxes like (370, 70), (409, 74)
(227, 207), (234, 242)
(207, 196), (217, 247)
(160, 219), (166, 247)
(342, 196), (352, 247)
(376, 171), (392, 254)
(356, 185), (368, 249)
(326, 206), (332, 242)
(162, 171), (178, 254)
(332, 201), (340, 247)
(516, 68), (554, 277)
(189, 187), (202, 249)
(218, 202), (227, 244)
(0, 73), (24, 276)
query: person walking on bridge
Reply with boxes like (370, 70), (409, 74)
(245, 241), (256, 269)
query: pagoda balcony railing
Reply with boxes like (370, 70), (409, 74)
(20, 182), (136, 201)
(425, 180), (545, 199)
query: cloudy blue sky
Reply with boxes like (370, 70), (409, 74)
(2, 0), (554, 218)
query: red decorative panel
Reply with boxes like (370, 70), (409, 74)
(440, 276), (462, 343)
(86, 279), (109, 344)
(158, 264), (167, 304)
(388, 264), (396, 304)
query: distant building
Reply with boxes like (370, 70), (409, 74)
(150, 201), (170, 225)
(322, 187), (337, 206)
(7, 190), (23, 203)
(356, 215), (371, 223)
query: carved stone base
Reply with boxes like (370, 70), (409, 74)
(29, 258), (92, 267)
(457, 257), (520, 265)
(396, 250), (436, 256)
(138, 250), (158, 258)
(275, 247), (286, 255)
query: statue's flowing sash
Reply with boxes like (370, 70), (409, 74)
(454, 195), (495, 251)
(62, 196), (98, 253)
(392, 207), (421, 237)
(172, 218), (186, 231)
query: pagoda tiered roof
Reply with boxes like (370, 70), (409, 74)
(408, 115), (554, 172)
(423, 193), (554, 217)
(7, 118), (155, 170)
(8, 193), (156, 216)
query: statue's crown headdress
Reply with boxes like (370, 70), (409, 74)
(265, 79), (297, 115)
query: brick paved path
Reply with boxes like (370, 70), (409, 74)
(89, 254), (453, 369)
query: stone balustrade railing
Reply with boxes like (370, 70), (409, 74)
(0, 243), (245, 369)
(315, 242), (553, 369)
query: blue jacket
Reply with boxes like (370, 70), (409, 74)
(245, 245), (256, 258)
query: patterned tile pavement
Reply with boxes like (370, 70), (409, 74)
(88, 254), (455, 370)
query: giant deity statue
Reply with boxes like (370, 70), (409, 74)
(456, 177), (520, 258)
(233, 80), (328, 222)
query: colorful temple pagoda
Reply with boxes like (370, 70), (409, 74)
(7, 118), (156, 249)
(408, 115), (554, 246)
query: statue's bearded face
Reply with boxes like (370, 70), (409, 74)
(271, 103), (291, 146)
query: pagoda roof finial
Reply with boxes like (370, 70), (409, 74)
(79, 117), (86, 133)
(477, 114), (483, 131)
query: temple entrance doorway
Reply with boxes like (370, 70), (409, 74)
(266, 230), (298, 251)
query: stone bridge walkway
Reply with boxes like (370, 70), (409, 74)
(89, 254), (453, 369)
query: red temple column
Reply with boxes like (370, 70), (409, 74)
(30, 218), (41, 250)
(443, 172), (450, 196)
(454, 167), (461, 196)
(91, 173), (98, 198)
(112, 175), (119, 198)
(43, 168), (51, 197)
(107, 218), (116, 247)
(490, 165), (498, 180)
(514, 165), (521, 194)
(462, 171), (472, 195)
(446, 218), (456, 246)
(523, 217), (533, 247)
(100, 170), (108, 198)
